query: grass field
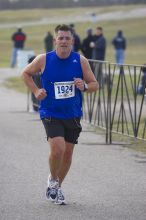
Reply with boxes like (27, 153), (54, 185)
(0, 4), (146, 67)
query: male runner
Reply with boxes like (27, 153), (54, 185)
(22, 24), (98, 205)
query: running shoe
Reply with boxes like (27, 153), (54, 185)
(55, 187), (66, 205)
(46, 177), (59, 202)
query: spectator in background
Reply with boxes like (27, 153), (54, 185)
(11, 27), (26, 68)
(81, 28), (94, 59)
(28, 56), (42, 112)
(112, 30), (126, 65)
(44, 31), (53, 52)
(91, 27), (106, 61)
(91, 13), (97, 23)
(137, 64), (146, 95)
(69, 23), (81, 52)
(91, 27), (106, 82)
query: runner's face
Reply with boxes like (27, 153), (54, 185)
(54, 30), (74, 53)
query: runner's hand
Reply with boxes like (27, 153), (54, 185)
(74, 78), (85, 91)
(34, 88), (47, 100)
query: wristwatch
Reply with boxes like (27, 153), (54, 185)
(83, 83), (88, 92)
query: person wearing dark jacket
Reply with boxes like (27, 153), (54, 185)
(69, 23), (81, 52)
(81, 28), (94, 59)
(112, 30), (126, 65)
(44, 31), (53, 52)
(11, 27), (26, 68)
(91, 27), (106, 82)
(28, 56), (42, 112)
(92, 27), (106, 61)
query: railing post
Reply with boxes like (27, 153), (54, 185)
(108, 63), (112, 144)
(120, 65), (124, 133)
(106, 62), (112, 144)
(133, 65), (137, 137)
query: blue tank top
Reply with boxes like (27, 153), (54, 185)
(39, 51), (83, 119)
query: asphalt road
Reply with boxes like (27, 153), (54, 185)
(0, 8), (146, 29)
(0, 68), (146, 220)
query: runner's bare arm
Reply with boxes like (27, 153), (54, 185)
(74, 55), (98, 92)
(21, 54), (47, 100)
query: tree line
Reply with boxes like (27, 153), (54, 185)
(0, 0), (146, 10)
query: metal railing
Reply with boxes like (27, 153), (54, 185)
(27, 60), (146, 143)
(83, 60), (146, 143)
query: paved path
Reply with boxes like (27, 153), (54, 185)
(0, 7), (146, 29)
(0, 68), (146, 220)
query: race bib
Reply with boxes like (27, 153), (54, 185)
(54, 81), (75, 99)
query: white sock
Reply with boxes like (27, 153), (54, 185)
(47, 175), (59, 186)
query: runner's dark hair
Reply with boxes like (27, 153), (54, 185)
(55, 24), (74, 35)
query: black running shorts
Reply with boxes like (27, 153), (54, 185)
(42, 117), (82, 144)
